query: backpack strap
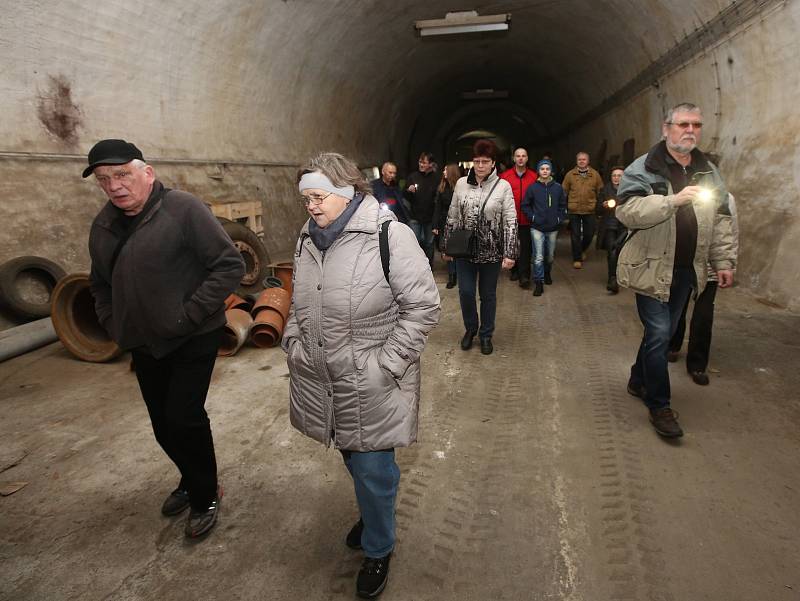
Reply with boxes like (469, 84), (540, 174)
(379, 220), (391, 284)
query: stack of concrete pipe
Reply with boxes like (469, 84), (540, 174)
(218, 263), (292, 356)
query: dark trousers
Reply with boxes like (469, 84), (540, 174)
(630, 269), (694, 410)
(517, 225), (532, 283)
(569, 214), (596, 261)
(455, 259), (501, 339)
(604, 227), (623, 280)
(131, 327), (223, 511)
(670, 281), (718, 373)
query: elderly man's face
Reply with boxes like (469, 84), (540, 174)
(576, 154), (589, 169)
(663, 110), (703, 154)
(94, 161), (155, 216)
(513, 149), (528, 169)
(381, 164), (397, 184)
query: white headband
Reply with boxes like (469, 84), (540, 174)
(298, 171), (355, 200)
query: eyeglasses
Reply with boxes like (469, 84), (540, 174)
(300, 192), (332, 206)
(666, 121), (703, 129)
(473, 159), (493, 165)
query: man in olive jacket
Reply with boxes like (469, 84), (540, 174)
(615, 104), (736, 439)
(562, 151), (603, 268)
(86, 139), (244, 538)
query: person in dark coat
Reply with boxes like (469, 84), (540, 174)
(371, 161), (408, 224)
(404, 152), (439, 265)
(596, 166), (627, 293)
(433, 163), (462, 288)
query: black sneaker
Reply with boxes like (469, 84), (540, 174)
(346, 518), (363, 550)
(649, 407), (684, 438)
(460, 331), (476, 351)
(626, 380), (646, 399)
(357, 553), (392, 599)
(667, 351), (680, 363)
(480, 338), (493, 355)
(533, 282), (544, 296)
(689, 370), (710, 385)
(544, 272), (552, 285)
(161, 488), (190, 516)
(607, 277), (619, 294)
(519, 279), (531, 290)
(185, 489), (222, 538)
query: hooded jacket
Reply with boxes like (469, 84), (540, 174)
(89, 181), (245, 358)
(499, 166), (537, 226)
(442, 168), (518, 263)
(615, 141), (736, 301)
(520, 178), (567, 232)
(282, 195), (441, 451)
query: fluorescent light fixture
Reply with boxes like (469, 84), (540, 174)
(461, 88), (509, 100)
(415, 10), (510, 37)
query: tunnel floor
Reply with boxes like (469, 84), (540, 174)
(1, 239), (799, 601)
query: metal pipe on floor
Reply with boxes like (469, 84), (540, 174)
(0, 318), (58, 362)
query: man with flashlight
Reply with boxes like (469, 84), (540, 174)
(615, 102), (736, 438)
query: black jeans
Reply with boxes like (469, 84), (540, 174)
(455, 259), (502, 339)
(604, 227), (624, 280)
(569, 214), (596, 261)
(517, 225), (532, 283)
(131, 327), (223, 511)
(670, 281), (718, 373)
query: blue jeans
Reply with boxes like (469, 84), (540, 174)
(409, 220), (434, 264)
(447, 258), (457, 277)
(341, 449), (400, 558)
(532, 229), (558, 282)
(630, 268), (695, 410)
(455, 259), (502, 339)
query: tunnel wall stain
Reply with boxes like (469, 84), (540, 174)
(36, 75), (83, 145)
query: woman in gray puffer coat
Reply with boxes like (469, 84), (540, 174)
(282, 152), (440, 599)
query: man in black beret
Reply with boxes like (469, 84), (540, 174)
(85, 139), (244, 538)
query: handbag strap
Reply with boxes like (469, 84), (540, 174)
(460, 174), (502, 229)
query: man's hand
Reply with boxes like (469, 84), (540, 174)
(717, 270), (734, 288)
(672, 185), (703, 207)
(432, 228), (439, 236)
(501, 257), (515, 270)
(407, 184), (418, 193)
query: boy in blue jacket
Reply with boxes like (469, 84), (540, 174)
(521, 159), (568, 296)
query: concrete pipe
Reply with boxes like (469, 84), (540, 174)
(270, 262), (294, 297)
(0, 317), (58, 363)
(219, 308), (253, 356)
(250, 308), (283, 348)
(50, 273), (122, 363)
(252, 287), (290, 324)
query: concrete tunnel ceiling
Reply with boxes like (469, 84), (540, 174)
(2, 0), (800, 312)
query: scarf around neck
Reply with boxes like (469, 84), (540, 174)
(308, 192), (363, 251)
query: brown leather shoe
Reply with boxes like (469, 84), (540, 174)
(667, 351), (679, 363)
(573, 261), (582, 269)
(649, 408), (683, 438)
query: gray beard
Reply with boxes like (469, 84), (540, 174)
(667, 140), (696, 155)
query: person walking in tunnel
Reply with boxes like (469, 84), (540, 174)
(500, 147), (538, 289)
(371, 161), (408, 224)
(669, 192), (739, 385)
(442, 139), (517, 355)
(597, 166), (627, 294)
(432, 163), (462, 289)
(404, 151), (439, 266)
(562, 152), (603, 268)
(85, 139), (245, 538)
(283, 152), (440, 599)
(616, 103), (737, 438)
(521, 159), (567, 297)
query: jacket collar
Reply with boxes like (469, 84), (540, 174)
(644, 140), (711, 178)
(300, 194), (383, 238)
(467, 167), (498, 186)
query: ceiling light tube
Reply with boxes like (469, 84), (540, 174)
(415, 11), (510, 37)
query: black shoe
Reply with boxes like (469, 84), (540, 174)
(460, 331), (476, 351)
(161, 488), (190, 516)
(509, 271), (519, 282)
(446, 274), (457, 289)
(544, 272), (552, 285)
(184, 490), (222, 538)
(689, 370), (710, 385)
(626, 380), (645, 399)
(519, 279), (531, 290)
(607, 277), (619, 294)
(480, 338), (493, 355)
(357, 553), (392, 599)
(533, 282), (544, 296)
(667, 351), (679, 363)
(649, 407), (684, 438)
(346, 518), (363, 550)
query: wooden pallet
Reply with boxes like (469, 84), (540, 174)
(209, 201), (263, 236)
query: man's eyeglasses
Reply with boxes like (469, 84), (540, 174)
(666, 121), (703, 129)
(300, 192), (332, 206)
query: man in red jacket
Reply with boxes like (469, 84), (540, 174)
(500, 148), (537, 288)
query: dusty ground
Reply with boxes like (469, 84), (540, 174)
(2, 242), (799, 601)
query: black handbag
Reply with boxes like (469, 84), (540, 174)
(445, 178), (500, 259)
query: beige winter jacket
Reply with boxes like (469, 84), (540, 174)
(282, 195), (441, 451)
(562, 166), (603, 214)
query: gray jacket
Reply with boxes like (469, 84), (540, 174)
(89, 181), (245, 358)
(616, 142), (736, 301)
(282, 195), (441, 451)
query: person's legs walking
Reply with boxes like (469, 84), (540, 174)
(456, 260), (479, 347)
(580, 215), (596, 255)
(686, 281), (717, 375)
(569, 215), (582, 263)
(517, 225), (532, 287)
(532, 229), (545, 283)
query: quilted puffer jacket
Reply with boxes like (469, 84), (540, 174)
(282, 195), (441, 451)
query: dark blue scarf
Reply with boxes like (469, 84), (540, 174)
(308, 192), (363, 251)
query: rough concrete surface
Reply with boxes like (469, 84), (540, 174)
(1, 242), (798, 601)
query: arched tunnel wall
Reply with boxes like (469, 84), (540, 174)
(1, 0), (799, 329)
